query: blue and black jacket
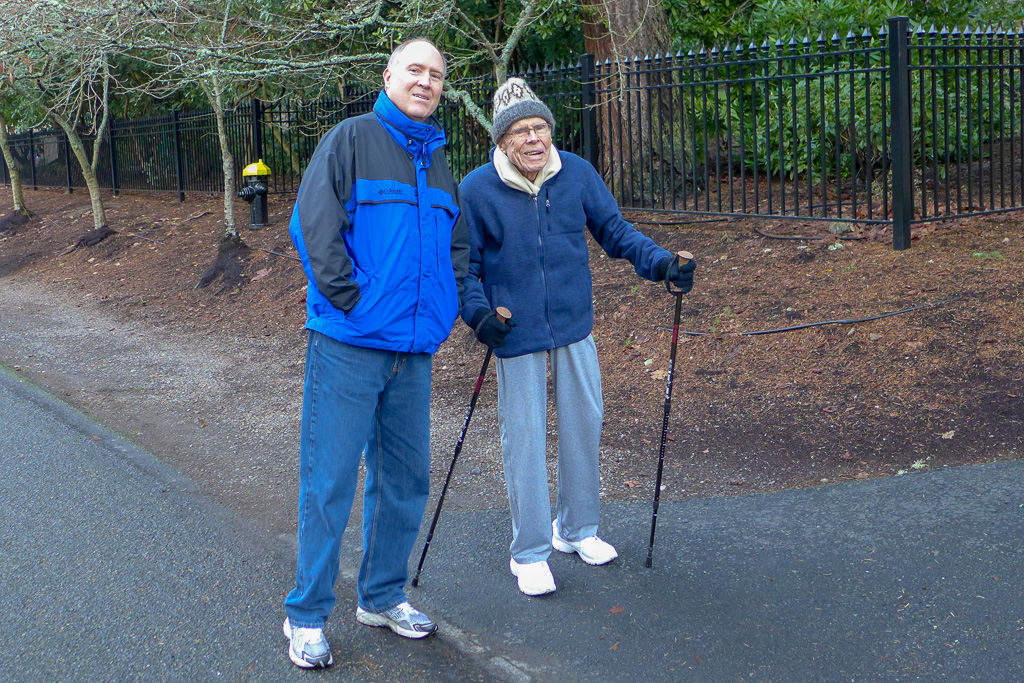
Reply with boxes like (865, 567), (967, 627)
(290, 91), (470, 354)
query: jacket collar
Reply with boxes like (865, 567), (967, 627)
(374, 91), (446, 168)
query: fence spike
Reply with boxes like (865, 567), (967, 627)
(862, 26), (873, 39)
(846, 28), (856, 41)
(940, 25), (949, 38)
(817, 31), (826, 44)
(986, 25), (994, 36)
(928, 23), (938, 36)
(878, 23), (888, 38)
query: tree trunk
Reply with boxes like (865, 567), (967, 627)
(0, 113), (27, 213)
(52, 115), (109, 230)
(581, 0), (687, 209)
(203, 75), (238, 240)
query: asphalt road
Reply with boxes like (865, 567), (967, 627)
(3, 362), (1024, 682)
(0, 366), (503, 683)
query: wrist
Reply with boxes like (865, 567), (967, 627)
(469, 307), (491, 330)
(655, 257), (672, 281)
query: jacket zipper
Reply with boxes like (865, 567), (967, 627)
(533, 192), (556, 349)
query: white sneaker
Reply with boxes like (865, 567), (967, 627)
(283, 617), (333, 669)
(509, 558), (556, 596)
(552, 520), (618, 565)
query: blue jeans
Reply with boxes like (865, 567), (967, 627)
(284, 331), (432, 629)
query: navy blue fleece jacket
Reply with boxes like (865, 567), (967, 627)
(459, 150), (672, 358)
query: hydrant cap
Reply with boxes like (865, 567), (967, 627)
(243, 159), (272, 177)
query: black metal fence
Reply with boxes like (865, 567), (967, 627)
(3, 17), (1024, 249)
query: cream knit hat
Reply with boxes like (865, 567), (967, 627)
(491, 78), (556, 144)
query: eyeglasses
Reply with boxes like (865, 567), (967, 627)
(506, 122), (551, 142)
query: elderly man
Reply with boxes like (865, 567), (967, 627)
(283, 38), (469, 667)
(459, 78), (696, 596)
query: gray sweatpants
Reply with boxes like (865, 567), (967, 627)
(495, 335), (604, 563)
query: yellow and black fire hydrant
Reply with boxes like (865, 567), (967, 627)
(238, 159), (271, 229)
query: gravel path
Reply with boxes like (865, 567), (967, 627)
(0, 272), (516, 538)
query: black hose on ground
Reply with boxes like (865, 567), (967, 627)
(677, 298), (958, 337)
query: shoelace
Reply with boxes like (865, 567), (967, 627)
(385, 602), (413, 620)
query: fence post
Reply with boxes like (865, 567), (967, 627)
(172, 110), (185, 202)
(108, 125), (120, 196)
(579, 53), (598, 170)
(888, 16), (913, 251)
(64, 133), (74, 194)
(250, 98), (264, 163)
(29, 128), (37, 190)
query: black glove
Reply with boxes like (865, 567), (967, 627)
(657, 256), (697, 294)
(470, 308), (515, 349)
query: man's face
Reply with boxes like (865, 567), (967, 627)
(498, 117), (552, 181)
(383, 41), (445, 122)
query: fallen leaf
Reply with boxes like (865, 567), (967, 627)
(623, 480), (642, 488)
(651, 370), (668, 380)
(868, 333), (882, 341)
(904, 341), (923, 350)
(610, 642), (619, 651)
(251, 268), (272, 282)
(939, 430), (956, 440)
(610, 606), (625, 614)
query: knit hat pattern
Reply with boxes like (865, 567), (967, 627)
(491, 78), (556, 144)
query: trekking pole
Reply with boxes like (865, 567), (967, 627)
(646, 252), (693, 569)
(412, 306), (511, 587)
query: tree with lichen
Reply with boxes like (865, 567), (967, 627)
(0, 1), (126, 242)
(0, 94), (31, 221)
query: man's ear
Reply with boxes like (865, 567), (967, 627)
(382, 68), (392, 92)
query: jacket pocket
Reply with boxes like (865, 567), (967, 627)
(433, 203), (456, 273)
(344, 267), (375, 320)
(545, 189), (588, 236)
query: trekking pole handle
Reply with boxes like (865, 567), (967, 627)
(495, 306), (511, 323)
(666, 251), (694, 295)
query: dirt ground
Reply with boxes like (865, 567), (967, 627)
(1, 187), (1022, 529)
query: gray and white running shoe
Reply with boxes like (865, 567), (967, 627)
(283, 617), (333, 669)
(356, 601), (437, 639)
